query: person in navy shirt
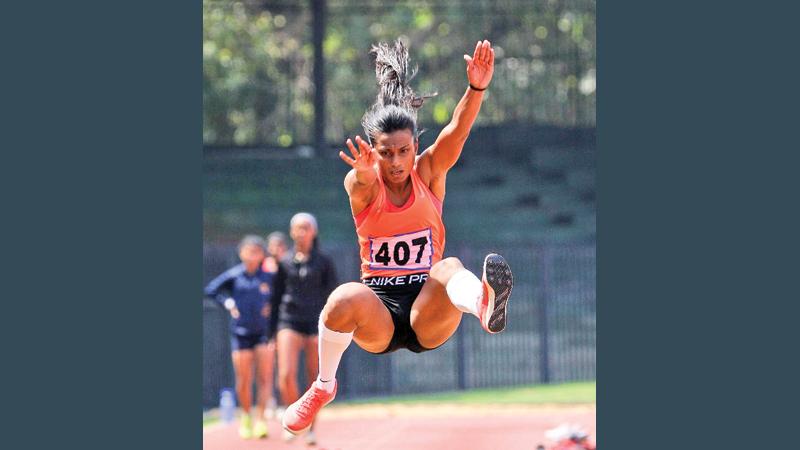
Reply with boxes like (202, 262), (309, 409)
(204, 235), (279, 440)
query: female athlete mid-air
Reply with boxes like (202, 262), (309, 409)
(283, 39), (513, 435)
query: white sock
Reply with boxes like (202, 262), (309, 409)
(446, 269), (484, 317)
(315, 320), (353, 393)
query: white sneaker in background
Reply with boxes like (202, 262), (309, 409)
(265, 397), (278, 419)
(304, 430), (317, 446)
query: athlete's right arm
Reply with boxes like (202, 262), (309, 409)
(339, 135), (379, 215)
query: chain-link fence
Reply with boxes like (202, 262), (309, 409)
(202, 241), (595, 408)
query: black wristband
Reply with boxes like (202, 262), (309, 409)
(469, 84), (487, 92)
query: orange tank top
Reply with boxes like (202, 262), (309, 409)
(353, 166), (445, 278)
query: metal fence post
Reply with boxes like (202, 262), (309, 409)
(456, 324), (466, 390)
(538, 246), (551, 383)
(455, 242), (473, 391)
(386, 353), (394, 394)
(311, 0), (326, 155)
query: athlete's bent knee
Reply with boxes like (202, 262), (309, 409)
(430, 257), (464, 280)
(321, 282), (366, 330)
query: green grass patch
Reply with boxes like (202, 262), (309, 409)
(203, 416), (219, 427)
(203, 382), (594, 427)
(338, 381), (595, 406)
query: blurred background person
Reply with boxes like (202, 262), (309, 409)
(259, 230), (288, 419)
(204, 235), (278, 440)
(272, 212), (338, 444)
(263, 231), (288, 273)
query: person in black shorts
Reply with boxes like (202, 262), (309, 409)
(282, 39), (513, 437)
(271, 212), (337, 444)
(204, 235), (278, 439)
(362, 273), (434, 353)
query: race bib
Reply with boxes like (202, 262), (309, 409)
(368, 228), (434, 271)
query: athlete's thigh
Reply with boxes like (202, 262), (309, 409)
(409, 277), (463, 349)
(302, 335), (319, 374)
(253, 343), (274, 383)
(276, 329), (304, 374)
(325, 282), (394, 353)
(232, 349), (255, 379)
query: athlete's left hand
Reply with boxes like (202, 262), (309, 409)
(464, 40), (495, 90)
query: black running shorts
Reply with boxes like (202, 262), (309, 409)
(277, 319), (318, 336)
(362, 273), (441, 354)
(231, 333), (269, 351)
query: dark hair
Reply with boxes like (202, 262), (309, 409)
(361, 40), (436, 145)
(238, 235), (267, 252)
(266, 231), (288, 246)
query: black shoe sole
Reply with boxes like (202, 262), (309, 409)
(483, 253), (513, 333)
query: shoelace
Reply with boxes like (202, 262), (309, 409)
(295, 388), (325, 417)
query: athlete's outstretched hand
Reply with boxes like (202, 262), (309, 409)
(464, 39), (495, 90)
(339, 135), (377, 174)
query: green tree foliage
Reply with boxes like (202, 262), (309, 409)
(204, 0), (595, 146)
(203, 1), (313, 146)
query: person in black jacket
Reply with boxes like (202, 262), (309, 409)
(204, 235), (278, 440)
(272, 213), (337, 444)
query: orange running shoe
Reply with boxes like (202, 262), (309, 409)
(479, 253), (513, 333)
(282, 381), (337, 435)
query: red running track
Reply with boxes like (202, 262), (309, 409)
(203, 405), (596, 450)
